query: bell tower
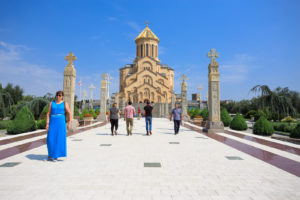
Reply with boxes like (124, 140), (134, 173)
(134, 22), (160, 62)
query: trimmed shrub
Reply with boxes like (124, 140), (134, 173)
(89, 109), (97, 119)
(74, 106), (80, 117)
(278, 123), (288, 132)
(37, 118), (46, 129)
(253, 116), (274, 136)
(82, 108), (89, 115)
(281, 116), (294, 125)
(0, 120), (11, 129)
(7, 106), (37, 134)
(95, 108), (100, 115)
(230, 113), (248, 130)
(221, 108), (232, 127)
(201, 109), (209, 121)
(290, 123), (300, 138)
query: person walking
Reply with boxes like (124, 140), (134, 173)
(169, 103), (183, 135)
(124, 101), (136, 136)
(107, 103), (121, 136)
(144, 101), (153, 135)
(46, 91), (71, 161)
(137, 107), (141, 120)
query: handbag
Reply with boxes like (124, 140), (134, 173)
(64, 101), (70, 123)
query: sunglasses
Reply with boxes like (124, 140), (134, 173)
(57, 95), (63, 97)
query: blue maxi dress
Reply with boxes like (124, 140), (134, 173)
(47, 100), (67, 159)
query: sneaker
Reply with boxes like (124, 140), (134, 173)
(150, 131), (152, 135)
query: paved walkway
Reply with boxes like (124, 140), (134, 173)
(0, 118), (300, 200)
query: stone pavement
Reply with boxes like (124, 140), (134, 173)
(0, 118), (300, 200)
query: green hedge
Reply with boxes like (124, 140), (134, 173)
(37, 118), (46, 129)
(230, 113), (248, 130)
(290, 123), (300, 138)
(253, 116), (274, 136)
(0, 120), (11, 129)
(221, 108), (231, 127)
(273, 122), (296, 133)
(201, 109), (209, 121)
(7, 106), (37, 134)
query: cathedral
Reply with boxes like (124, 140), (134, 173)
(119, 23), (174, 103)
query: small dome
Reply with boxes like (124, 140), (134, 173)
(135, 23), (159, 43)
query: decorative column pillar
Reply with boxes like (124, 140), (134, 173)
(171, 90), (175, 110)
(165, 98), (169, 118)
(99, 73), (107, 121)
(205, 49), (224, 133)
(180, 74), (188, 118)
(63, 52), (77, 129)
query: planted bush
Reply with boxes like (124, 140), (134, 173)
(37, 118), (46, 129)
(88, 109), (97, 119)
(221, 108), (231, 127)
(253, 116), (274, 136)
(290, 123), (300, 138)
(7, 106), (37, 134)
(74, 106), (80, 117)
(201, 109), (209, 121)
(230, 113), (248, 130)
(0, 120), (11, 129)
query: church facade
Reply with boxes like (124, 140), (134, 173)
(119, 24), (174, 103)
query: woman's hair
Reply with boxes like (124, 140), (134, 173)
(55, 91), (64, 98)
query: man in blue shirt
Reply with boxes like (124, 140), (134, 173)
(169, 103), (183, 135)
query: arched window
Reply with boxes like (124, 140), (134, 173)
(141, 44), (143, 57)
(152, 44), (153, 57)
(146, 44), (148, 56)
(156, 46), (158, 57)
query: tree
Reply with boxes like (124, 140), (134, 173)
(250, 85), (296, 120)
(4, 83), (23, 104)
(0, 90), (13, 118)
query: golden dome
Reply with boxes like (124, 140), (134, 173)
(135, 23), (159, 42)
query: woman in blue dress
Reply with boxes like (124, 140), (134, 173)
(46, 91), (71, 161)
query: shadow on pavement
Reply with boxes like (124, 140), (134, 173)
(26, 154), (48, 161)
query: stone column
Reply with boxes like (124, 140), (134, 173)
(205, 49), (224, 133)
(165, 99), (169, 118)
(99, 73), (107, 121)
(63, 52), (77, 129)
(171, 91), (175, 110)
(181, 75), (188, 117)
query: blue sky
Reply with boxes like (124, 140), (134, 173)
(0, 0), (299, 101)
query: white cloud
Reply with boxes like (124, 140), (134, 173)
(127, 21), (141, 33)
(0, 41), (63, 96)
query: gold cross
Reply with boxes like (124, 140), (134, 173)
(146, 21), (149, 27)
(65, 52), (77, 66)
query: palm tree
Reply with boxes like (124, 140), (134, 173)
(250, 85), (296, 120)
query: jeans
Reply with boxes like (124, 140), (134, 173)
(174, 120), (181, 134)
(110, 119), (118, 134)
(145, 116), (152, 133)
